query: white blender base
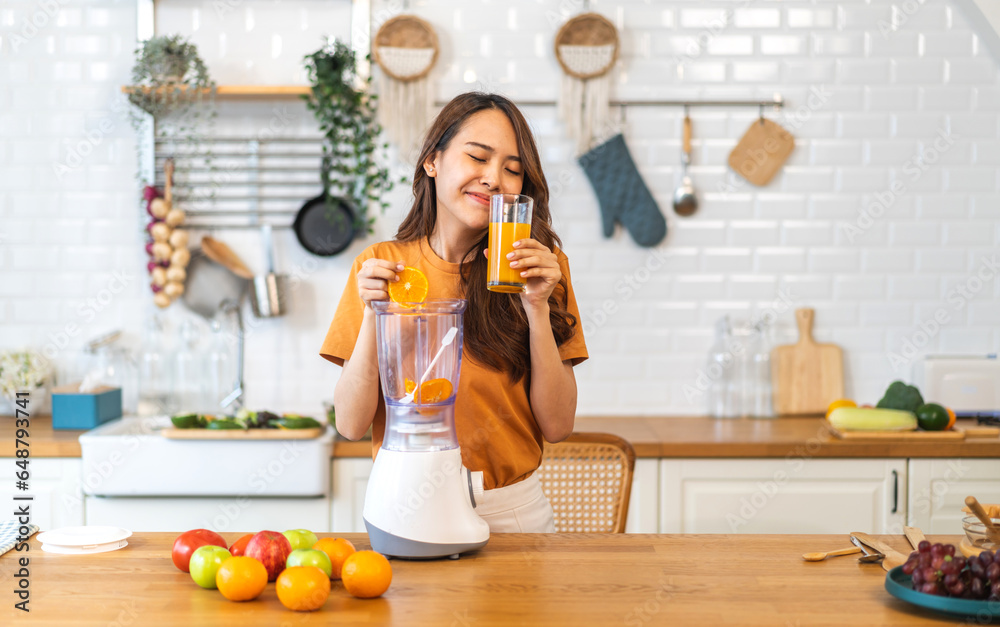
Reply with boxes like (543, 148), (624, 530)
(363, 447), (489, 559)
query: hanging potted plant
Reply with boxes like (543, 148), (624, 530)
(302, 39), (395, 240)
(125, 34), (214, 122)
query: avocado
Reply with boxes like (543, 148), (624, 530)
(875, 380), (924, 413)
(170, 413), (200, 429)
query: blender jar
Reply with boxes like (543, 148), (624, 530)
(372, 299), (466, 452)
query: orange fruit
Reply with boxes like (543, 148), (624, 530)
(228, 533), (253, 557)
(946, 407), (957, 430)
(276, 566), (331, 611)
(404, 378), (417, 394)
(387, 266), (428, 307)
(341, 550), (392, 599)
(826, 399), (857, 419)
(216, 556), (268, 602)
(416, 378), (453, 404)
(312, 537), (356, 580)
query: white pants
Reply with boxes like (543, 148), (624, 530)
(474, 474), (556, 533)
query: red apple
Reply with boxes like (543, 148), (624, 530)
(245, 530), (292, 581)
(171, 529), (227, 573)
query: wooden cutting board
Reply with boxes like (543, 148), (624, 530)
(161, 427), (324, 440)
(772, 308), (844, 416)
(728, 118), (795, 186)
(830, 427), (966, 440)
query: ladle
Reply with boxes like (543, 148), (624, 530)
(801, 546), (861, 562)
(672, 112), (698, 216)
(401, 327), (458, 404)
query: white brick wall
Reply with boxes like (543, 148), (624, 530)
(1, 0), (998, 417)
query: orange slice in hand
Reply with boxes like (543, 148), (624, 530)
(387, 266), (428, 308)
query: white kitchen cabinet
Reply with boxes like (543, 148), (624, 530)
(0, 458), (84, 531)
(625, 459), (659, 533)
(907, 458), (1000, 533)
(659, 458), (907, 534)
(331, 457), (374, 533)
(85, 495), (331, 533)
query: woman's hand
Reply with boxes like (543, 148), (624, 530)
(486, 239), (561, 312)
(357, 258), (404, 309)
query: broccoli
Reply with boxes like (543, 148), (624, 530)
(875, 380), (924, 413)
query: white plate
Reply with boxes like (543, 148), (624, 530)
(41, 540), (129, 555)
(37, 526), (132, 547)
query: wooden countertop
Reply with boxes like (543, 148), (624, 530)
(4, 415), (999, 459)
(0, 532), (969, 625)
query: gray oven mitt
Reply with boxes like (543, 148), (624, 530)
(578, 133), (667, 247)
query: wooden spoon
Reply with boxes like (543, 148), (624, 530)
(851, 532), (908, 571)
(904, 526), (927, 551)
(201, 236), (254, 280)
(965, 496), (1000, 544)
(801, 546), (861, 562)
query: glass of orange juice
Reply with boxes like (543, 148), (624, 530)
(487, 193), (533, 293)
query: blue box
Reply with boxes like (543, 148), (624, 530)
(51, 384), (123, 430)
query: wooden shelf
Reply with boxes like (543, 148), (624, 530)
(121, 84), (310, 98)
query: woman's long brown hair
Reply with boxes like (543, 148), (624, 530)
(395, 92), (577, 383)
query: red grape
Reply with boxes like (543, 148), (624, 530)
(944, 544), (956, 557)
(920, 582), (941, 595)
(918, 540), (931, 553)
(987, 562), (1000, 583)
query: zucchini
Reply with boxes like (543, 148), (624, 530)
(828, 407), (917, 431)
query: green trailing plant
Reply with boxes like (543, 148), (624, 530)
(303, 39), (395, 236)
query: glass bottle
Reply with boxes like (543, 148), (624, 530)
(707, 316), (736, 418)
(205, 314), (234, 415)
(137, 314), (173, 416)
(173, 320), (205, 414)
(746, 321), (773, 419)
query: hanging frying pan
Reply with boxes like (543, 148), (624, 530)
(292, 194), (357, 257)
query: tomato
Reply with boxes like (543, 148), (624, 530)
(172, 529), (227, 573)
(229, 533), (254, 557)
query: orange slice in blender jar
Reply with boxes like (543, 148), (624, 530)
(418, 378), (453, 404)
(387, 266), (428, 308)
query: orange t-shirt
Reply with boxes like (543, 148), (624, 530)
(319, 237), (588, 490)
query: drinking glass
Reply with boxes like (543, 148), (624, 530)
(487, 194), (533, 293)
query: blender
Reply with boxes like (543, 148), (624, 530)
(362, 299), (490, 559)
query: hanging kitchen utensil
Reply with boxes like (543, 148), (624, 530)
(728, 111), (795, 186)
(771, 308), (845, 416)
(201, 236), (254, 280)
(373, 15), (439, 158)
(673, 112), (698, 217)
(293, 193), (357, 257)
(250, 224), (289, 318)
(555, 12), (619, 153)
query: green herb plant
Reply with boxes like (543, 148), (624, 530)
(124, 35), (217, 196)
(303, 39), (396, 237)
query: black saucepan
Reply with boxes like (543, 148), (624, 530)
(292, 194), (357, 257)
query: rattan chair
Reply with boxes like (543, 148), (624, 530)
(536, 432), (636, 533)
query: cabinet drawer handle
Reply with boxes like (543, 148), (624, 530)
(891, 469), (898, 514)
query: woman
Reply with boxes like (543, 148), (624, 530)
(320, 92), (588, 532)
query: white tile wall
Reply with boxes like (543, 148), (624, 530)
(1, 0), (999, 418)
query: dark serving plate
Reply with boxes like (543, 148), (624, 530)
(885, 565), (1000, 621)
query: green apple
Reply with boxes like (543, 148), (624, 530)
(286, 548), (333, 579)
(282, 529), (318, 551)
(189, 545), (232, 589)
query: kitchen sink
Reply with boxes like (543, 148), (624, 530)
(79, 416), (334, 497)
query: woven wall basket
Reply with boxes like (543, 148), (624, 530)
(373, 15), (439, 82)
(554, 12), (619, 80)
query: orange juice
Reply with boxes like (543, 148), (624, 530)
(487, 221), (531, 292)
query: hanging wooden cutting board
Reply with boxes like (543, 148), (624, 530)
(728, 118), (795, 186)
(772, 308), (844, 415)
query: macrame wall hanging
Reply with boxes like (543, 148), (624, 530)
(372, 15), (439, 160)
(555, 13), (619, 153)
